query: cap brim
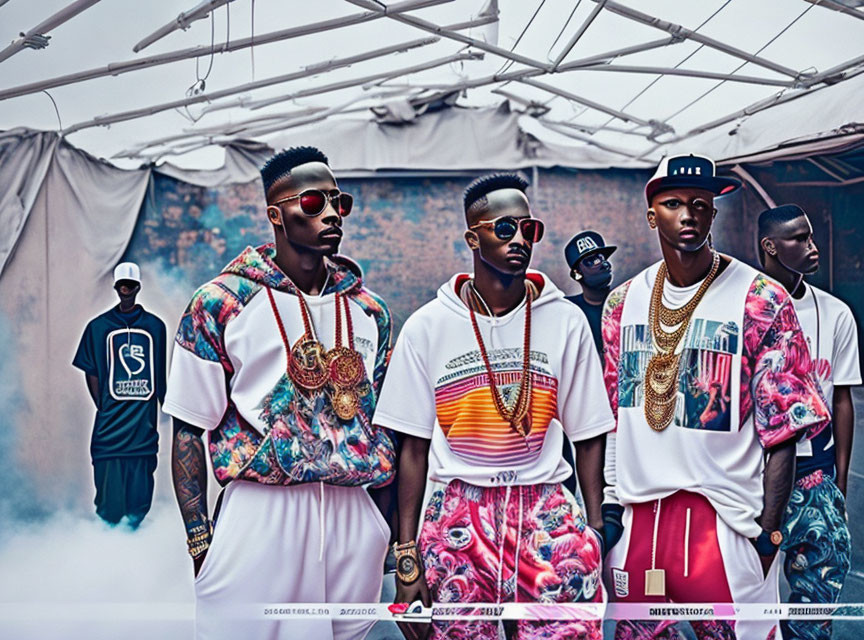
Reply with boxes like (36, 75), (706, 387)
(583, 245), (617, 259)
(646, 176), (741, 203)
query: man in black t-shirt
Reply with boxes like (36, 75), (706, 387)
(73, 262), (167, 528)
(564, 230), (616, 355)
(561, 231), (616, 496)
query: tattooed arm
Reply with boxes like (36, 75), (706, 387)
(172, 418), (210, 576)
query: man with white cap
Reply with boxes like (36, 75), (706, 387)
(600, 154), (829, 639)
(73, 261), (167, 528)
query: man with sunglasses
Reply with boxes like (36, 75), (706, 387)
(565, 231), (617, 357)
(73, 262), (167, 528)
(163, 146), (396, 640)
(601, 154), (829, 640)
(374, 173), (614, 639)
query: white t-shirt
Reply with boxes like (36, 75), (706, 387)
(373, 272), (615, 487)
(602, 259), (830, 537)
(792, 283), (861, 466)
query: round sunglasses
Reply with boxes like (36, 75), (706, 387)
(271, 189), (354, 217)
(470, 216), (545, 243)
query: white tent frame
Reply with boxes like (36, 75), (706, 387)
(3, 0), (864, 165)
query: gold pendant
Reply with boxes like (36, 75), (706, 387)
(644, 353), (680, 431)
(645, 569), (666, 596)
(288, 338), (328, 391)
(326, 346), (365, 387)
(332, 386), (360, 421)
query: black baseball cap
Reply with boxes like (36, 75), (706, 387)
(564, 231), (617, 269)
(645, 154), (741, 204)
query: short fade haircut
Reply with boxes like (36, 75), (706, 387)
(260, 146), (329, 197)
(756, 203), (807, 266)
(463, 172), (529, 215)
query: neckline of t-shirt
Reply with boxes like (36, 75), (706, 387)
(658, 257), (737, 307)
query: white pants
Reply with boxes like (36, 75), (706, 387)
(195, 481), (390, 640)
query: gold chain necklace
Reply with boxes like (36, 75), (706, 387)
(643, 253), (720, 431)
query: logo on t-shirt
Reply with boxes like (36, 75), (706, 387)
(107, 329), (154, 401)
(612, 568), (629, 598)
(619, 319), (739, 431)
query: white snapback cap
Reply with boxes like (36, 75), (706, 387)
(113, 262), (141, 284)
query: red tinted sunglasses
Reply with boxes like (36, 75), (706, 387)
(271, 189), (353, 217)
(470, 216), (545, 243)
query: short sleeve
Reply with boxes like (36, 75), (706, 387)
(163, 284), (239, 430)
(72, 321), (97, 376)
(832, 304), (861, 386)
(745, 279), (830, 448)
(601, 281), (630, 423)
(372, 327), (436, 439)
(558, 310), (616, 441)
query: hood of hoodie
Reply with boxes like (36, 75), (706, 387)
(220, 243), (363, 295)
(437, 270), (565, 326)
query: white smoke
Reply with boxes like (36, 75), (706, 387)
(0, 504), (193, 640)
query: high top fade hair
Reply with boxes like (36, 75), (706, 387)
(756, 203), (807, 266)
(463, 172), (530, 220)
(260, 146), (329, 199)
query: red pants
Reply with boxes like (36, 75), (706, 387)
(606, 491), (779, 640)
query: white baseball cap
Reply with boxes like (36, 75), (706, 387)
(113, 262), (141, 284)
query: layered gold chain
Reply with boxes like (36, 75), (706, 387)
(643, 252), (720, 431)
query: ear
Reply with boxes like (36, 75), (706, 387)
(267, 205), (282, 226)
(760, 236), (777, 257)
(646, 207), (657, 229)
(464, 229), (480, 250)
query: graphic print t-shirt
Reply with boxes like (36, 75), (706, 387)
(73, 305), (167, 460)
(373, 272), (615, 487)
(602, 259), (830, 537)
(792, 284), (861, 477)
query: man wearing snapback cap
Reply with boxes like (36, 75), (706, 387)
(600, 154), (829, 639)
(565, 230), (617, 356)
(73, 262), (167, 528)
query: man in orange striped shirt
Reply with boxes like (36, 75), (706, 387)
(374, 173), (615, 640)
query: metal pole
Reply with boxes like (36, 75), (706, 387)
(345, 0), (552, 71)
(0, 0), (454, 101)
(590, 0), (806, 79)
(551, 0), (607, 70)
(567, 64), (793, 87)
(61, 37), (441, 135)
(0, 0), (103, 64)
(134, 0), (236, 53)
(520, 78), (653, 127)
(244, 51), (482, 111)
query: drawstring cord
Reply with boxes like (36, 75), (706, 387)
(514, 487), (523, 603)
(318, 482), (325, 562)
(495, 485), (525, 604)
(651, 498), (662, 574)
(496, 485), (512, 603)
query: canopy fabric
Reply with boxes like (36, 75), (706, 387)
(1, 0), (863, 171)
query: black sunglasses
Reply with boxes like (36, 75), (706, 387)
(469, 216), (545, 243)
(271, 189), (353, 217)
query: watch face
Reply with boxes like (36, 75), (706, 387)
(770, 530), (783, 546)
(398, 556), (417, 574)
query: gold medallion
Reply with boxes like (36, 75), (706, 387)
(326, 347), (365, 387)
(331, 386), (360, 421)
(288, 338), (328, 391)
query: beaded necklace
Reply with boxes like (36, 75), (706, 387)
(465, 280), (534, 439)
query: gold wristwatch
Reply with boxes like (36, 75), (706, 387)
(393, 541), (421, 584)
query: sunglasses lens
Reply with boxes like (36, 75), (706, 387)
(524, 219), (544, 243)
(338, 193), (353, 217)
(494, 218), (518, 240)
(299, 190), (327, 215)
